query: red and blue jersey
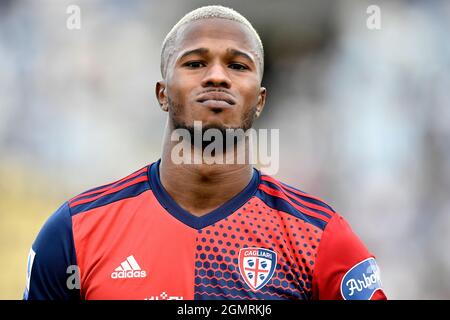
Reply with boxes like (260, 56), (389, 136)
(24, 159), (387, 300)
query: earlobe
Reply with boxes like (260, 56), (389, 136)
(255, 87), (267, 118)
(156, 81), (169, 112)
(161, 92), (168, 112)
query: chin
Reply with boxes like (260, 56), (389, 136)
(200, 118), (239, 130)
(189, 113), (233, 129)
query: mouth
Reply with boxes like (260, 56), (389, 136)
(196, 92), (236, 108)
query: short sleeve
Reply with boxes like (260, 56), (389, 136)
(23, 202), (81, 300)
(312, 214), (387, 300)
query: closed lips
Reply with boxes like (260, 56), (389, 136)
(197, 92), (236, 105)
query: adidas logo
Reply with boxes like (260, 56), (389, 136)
(111, 255), (147, 279)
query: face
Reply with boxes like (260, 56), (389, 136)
(156, 18), (266, 132)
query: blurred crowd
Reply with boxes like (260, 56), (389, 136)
(0, 0), (449, 299)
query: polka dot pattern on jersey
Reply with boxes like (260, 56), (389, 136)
(194, 196), (323, 300)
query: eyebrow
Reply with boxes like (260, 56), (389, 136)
(226, 48), (255, 65)
(178, 48), (209, 61)
(177, 47), (256, 66)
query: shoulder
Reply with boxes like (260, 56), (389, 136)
(255, 173), (338, 230)
(67, 165), (151, 216)
(33, 202), (73, 249)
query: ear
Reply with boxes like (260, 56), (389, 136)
(255, 87), (267, 119)
(155, 81), (169, 112)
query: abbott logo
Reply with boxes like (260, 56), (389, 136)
(111, 255), (147, 279)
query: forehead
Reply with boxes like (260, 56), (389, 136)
(173, 18), (260, 58)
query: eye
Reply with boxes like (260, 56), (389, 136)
(229, 63), (249, 71)
(184, 61), (205, 69)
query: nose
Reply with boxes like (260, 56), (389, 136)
(201, 63), (231, 88)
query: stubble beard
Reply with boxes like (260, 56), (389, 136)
(168, 97), (257, 151)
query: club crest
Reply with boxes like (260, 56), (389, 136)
(238, 247), (277, 291)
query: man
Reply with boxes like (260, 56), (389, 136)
(24, 5), (386, 300)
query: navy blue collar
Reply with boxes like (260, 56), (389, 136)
(148, 159), (260, 230)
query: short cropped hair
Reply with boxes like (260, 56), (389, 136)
(160, 5), (264, 79)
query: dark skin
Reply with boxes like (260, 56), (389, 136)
(155, 18), (266, 217)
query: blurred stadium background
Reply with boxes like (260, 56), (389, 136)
(1, 0), (449, 299)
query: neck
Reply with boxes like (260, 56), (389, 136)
(159, 121), (254, 217)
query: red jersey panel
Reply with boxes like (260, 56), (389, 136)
(24, 159), (387, 300)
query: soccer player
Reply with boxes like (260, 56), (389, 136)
(23, 5), (387, 300)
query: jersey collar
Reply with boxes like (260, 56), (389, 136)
(148, 159), (260, 230)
